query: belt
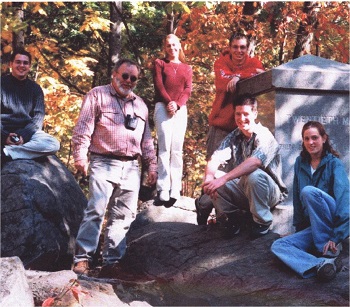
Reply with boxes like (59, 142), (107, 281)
(92, 153), (138, 162)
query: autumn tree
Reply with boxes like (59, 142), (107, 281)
(1, 1), (348, 196)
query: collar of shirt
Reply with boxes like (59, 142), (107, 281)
(108, 84), (136, 103)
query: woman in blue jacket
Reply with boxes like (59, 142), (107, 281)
(271, 121), (349, 281)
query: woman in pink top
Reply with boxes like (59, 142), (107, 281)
(153, 34), (192, 206)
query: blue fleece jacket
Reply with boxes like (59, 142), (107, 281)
(293, 153), (349, 243)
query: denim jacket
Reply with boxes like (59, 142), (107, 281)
(293, 153), (349, 243)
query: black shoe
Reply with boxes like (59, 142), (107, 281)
(220, 213), (241, 239)
(222, 223), (240, 239)
(153, 198), (165, 206)
(153, 191), (166, 207)
(250, 221), (270, 239)
(164, 197), (177, 208)
(195, 198), (212, 225)
(316, 257), (341, 282)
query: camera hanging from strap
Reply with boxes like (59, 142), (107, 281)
(117, 97), (138, 131)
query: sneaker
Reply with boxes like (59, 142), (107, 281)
(317, 258), (339, 282)
(250, 221), (270, 238)
(73, 260), (89, 275)
(159, 190), (170, 201)
(195, 198), (211, 225)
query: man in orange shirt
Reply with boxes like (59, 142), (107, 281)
(196, 33), (264, 226)
(207, 33), (264, 160)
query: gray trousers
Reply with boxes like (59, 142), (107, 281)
(74, 154), (140, 265)
(213, 169), (282, 226)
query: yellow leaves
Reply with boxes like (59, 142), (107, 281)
(32, 2), (48, 16)
(65, 57), (98, 77)
(3, 45), (12, 54)
(80, 15), (111, 33)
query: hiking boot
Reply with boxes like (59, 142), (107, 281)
(317, 258), (340, 282)
(250, 221), (270, 239)
(195, 198), (212, 225)
(73, 260), (89, 275)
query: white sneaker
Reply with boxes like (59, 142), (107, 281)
(159, 190), (170, 201)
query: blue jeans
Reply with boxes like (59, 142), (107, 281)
(74, 154), (140, 265)
(271, 186), (336, 278)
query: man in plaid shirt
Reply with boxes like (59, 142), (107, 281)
(72, 59), (157, 277)
(201, 94), (288, 239)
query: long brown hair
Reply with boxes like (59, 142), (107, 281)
(164, 34), (186, 63)
(300, 121), (340, 162)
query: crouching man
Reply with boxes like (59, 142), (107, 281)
(201, 94), (288, 238)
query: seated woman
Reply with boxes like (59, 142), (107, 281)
(271, 121), (349, 282)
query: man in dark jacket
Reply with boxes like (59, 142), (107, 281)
(1, 49), (60, 162)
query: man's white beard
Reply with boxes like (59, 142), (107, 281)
(115, 79), (133, 96)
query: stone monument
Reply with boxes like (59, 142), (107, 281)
(238, 55), (349, 206)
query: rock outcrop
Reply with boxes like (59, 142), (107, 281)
(1, 196), (348, 306)
(123, 198), (349, 306)
(1, 156), (87, 271)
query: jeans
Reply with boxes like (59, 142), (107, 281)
(74, 154), (140, 265)
(213, 168), (282, 225)
(271, 186), (337, 278)
(154, 102), (187, 198)
(4, 130), (60, 159)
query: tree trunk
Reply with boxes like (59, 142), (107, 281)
(293, 2), (319, 59)
(12, 2), (25, 50)
(242, 1), (261, 57)
(109, 1), (122, 76)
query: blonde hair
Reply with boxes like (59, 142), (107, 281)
(164, 34), (186, 63)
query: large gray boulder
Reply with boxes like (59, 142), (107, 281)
(1, 156), (87, 271)
(120, 198), (349, 306)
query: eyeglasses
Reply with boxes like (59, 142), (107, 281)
(231, 45), (247, 50)
(119, 73), (138, 83)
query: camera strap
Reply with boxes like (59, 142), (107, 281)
(116, 97), (135, 120)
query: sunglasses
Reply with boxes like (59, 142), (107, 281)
(119, 73), (138, 83)
(231, 45), (247, 50)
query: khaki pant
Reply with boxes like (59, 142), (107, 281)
(213, 169), (282, 226)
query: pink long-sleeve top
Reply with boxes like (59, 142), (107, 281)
(153, 58), (192, 108)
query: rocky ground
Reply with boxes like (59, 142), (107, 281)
(1, 196), (349, 306)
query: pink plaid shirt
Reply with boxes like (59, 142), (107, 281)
(72, 84), (157, 172)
